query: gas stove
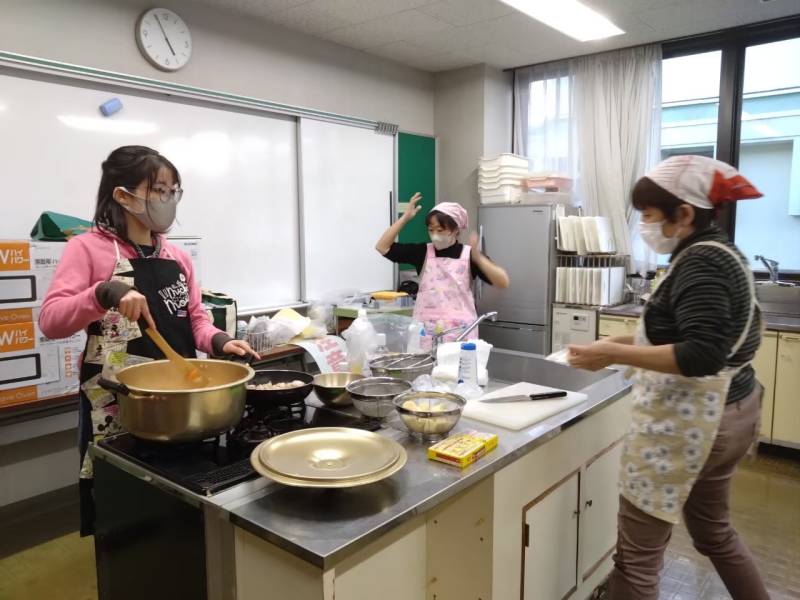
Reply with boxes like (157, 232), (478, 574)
(98, 403), (382, 497)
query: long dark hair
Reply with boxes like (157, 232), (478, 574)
(94, 146), (181, 241)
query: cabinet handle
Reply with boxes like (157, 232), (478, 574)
(585, 499), (593, 508)
(573, 509), (580, 518)
(782, 336), (800, 343)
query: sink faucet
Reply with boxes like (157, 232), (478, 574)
(431, 311), (498, 355)
(755, 255), (779, 283)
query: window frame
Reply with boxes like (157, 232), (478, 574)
(663, 16), (800, 279)
(511, 15), (800, 277)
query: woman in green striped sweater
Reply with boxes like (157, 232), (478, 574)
(567, 155), (768, 600)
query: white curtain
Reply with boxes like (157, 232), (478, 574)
(514, 45), (662, 273)
(513, 62), (574, 175)
(571, 45), (662, 273)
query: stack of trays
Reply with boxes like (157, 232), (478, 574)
(250, 427), (407, 488)
(479, 154), (530, 204)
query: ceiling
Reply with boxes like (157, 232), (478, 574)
(191, 0), (800, 72)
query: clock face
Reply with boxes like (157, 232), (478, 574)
(136, 8), (192, 72)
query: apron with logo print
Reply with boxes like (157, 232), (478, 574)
(77, 239), (196, 535)
(620, 241), (758, 524)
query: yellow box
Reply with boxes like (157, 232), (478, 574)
(427, 430), (498, 469)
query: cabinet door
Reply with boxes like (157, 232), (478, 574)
(580, 440), (623, 582)
(773, 333), (800, 446)
(523, 472), (580, 600)
(598, 317), (638, 340)
(753, 331), (778, 441)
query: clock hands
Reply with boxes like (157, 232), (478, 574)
(154, 13), (176, 57)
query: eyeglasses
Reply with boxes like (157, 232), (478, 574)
(118, 186), (183, 204)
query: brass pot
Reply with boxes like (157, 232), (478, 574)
(99, 359), (253, 442)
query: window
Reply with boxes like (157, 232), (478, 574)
(656, 51), (723, 264)
(660, 51), (721, 161)
(514, 63), (573, 175)
(662, 17), (800, 277)
(734, 37), (800, 272)
(527, 74), (571, 174)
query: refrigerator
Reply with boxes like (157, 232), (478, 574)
(477, 204), (556, 355)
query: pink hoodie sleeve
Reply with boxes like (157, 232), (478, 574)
(39, 237), (109, 339)
(163, 242), (227, 356)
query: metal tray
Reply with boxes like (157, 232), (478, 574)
(254, 427), (401, 481)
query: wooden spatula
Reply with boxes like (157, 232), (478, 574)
(138, 317), (208, 387)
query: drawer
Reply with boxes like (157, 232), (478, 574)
(598, 317), (638, 339)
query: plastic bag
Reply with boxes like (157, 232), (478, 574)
(308, 302), (335, 336)
(412, 374), (452, 394)
(342, 309), (378, 375)
(454, 381), (484, 401)
(545, 348), (570, 365)
(246, 316), (294, 352)
(366, 313), (414, 353)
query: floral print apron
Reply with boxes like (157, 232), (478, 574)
(620, 241), (757, 523)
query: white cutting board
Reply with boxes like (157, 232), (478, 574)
(462, 383), (588, 431)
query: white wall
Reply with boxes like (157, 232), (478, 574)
(0, 0), (434, 134)
(0, 0), (438, 510)
(483, 66), (513, 159)
(0, 1), (516, 511)
(434, 65), (485, 231)
(434, 65), (513, 232)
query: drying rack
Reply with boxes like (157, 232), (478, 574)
(554, 254), (630, 308)
(556, 254), (629, 268)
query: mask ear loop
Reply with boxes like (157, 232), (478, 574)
(114, 187), (141, 215)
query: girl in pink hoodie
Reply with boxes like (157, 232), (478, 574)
(39, 145), (256, 535)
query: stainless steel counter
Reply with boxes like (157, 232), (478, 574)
(225, 352), (631, 569)
(91, 352), (631, 570)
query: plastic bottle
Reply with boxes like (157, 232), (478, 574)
(373, 333), (389, 357)
(458, 342), (478, 386)
(406, 321), (424, 354)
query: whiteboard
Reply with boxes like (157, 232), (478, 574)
(300, 118), (395, 300)
(0, 70), (299, 312)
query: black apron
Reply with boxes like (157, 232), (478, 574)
(78, 241), (196, 536)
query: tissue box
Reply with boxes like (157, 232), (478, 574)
(428, 430), (498, 469)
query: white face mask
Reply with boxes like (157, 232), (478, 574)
(639, 220), (680, 255)
(430, 232), (456, 251)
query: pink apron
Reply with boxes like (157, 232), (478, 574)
(412, 244), (478, 351)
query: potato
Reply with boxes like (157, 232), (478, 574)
(402, 399), (420, 411)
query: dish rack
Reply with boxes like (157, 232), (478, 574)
(556, 215), (616, 254)
(555, 254), (629, 307)
(557, 254), (629, 268)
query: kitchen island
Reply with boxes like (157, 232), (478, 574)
(91, 350), (632, 600)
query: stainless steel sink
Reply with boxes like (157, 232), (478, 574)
(756, 282), (800, 303)
(756, 284), (800, 320)
(487, 349), (617, 392)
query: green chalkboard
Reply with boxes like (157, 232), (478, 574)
(397, 133), (436, 271)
